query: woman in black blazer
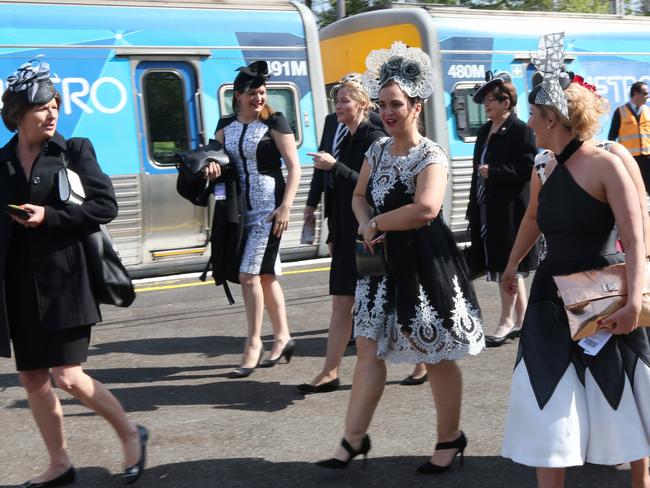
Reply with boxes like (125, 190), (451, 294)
(0, 61), (147, 486)
(466, 73), (538, 348)
(299, 75), (385, 393)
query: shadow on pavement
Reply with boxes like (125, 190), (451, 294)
(1, 456), (629, 488)
(6, 380), (308, 414)
(87, 330), (350, 361)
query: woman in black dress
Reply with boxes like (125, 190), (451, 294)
(467, 73), (538, 347)
(298, 75), (385, 393)
(205, 61), (301, 378)
(501, 33), (650, 487)
(316, 42), (483, 473)
(0, 61), (147, 486)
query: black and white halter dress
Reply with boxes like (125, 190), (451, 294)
(502, 140), (650, 467)
(354, 137), (484, 364)
(217, 113), (292, 275)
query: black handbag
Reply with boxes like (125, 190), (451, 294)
(461, 245), (485, 281)
(59, 152), (136, 308)
(176, 140), (230, 206)
(355, 237), (388, 277)
(83, 225), (136, 307)
(355, 141), (390, 278)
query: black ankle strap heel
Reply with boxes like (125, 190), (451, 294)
(315, 434), (371, 470)
(416, 431), (467, 474)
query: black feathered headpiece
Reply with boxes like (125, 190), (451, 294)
(472, 70), (512, 104)
(5, 59), (56, 105)
(233, 61), (270, 92)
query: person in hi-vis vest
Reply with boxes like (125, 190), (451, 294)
(608, 81), (650, 192)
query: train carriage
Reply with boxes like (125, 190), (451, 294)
(320, 4), (650, 239)
(0, 0), (329, 276)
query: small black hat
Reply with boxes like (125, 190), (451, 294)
(5, 59), (56, 105)
(233, 60), (270, 92)
(472, 70), (512, 103)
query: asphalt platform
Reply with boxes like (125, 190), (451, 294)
(0, 260), (632, 487)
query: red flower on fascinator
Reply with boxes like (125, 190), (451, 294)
(572, 74), (599, 95)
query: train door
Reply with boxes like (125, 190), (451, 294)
(134, 61), (208, 261)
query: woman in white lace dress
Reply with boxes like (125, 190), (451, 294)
(316, 42), (484, 473)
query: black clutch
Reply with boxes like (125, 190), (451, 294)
(355, 236), (388, 277)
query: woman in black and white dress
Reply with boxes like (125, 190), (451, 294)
(206, 61), (301, 378)
(501, 33), (650, 488)
(316, 42), (483, 473)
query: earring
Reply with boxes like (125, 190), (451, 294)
(546, 125), (551, 130)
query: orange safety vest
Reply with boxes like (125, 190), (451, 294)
(617, 104), (650, 156)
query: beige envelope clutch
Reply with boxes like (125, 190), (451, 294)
(553, 262), (650, 340)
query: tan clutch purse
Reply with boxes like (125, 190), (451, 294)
(553, 262), (650, 340)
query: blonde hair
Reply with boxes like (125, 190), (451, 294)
(541, 83), (609, 141)
(336, 81), (373, 120)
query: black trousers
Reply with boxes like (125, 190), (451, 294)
(635, 154), (650, 195)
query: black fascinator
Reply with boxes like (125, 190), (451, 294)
(233, 60), (270, 92)
(472, 70), (512, 104)
(5, 59), (56, 105)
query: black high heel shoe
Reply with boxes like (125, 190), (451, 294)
(20, 466), (76, 488)
(400, 373), (428, 386)
(485, 325), (521, 348)
(297, 377), (340, 394)
(260, 339), (295, 368)
(122, 425), (149, 485)
(230, 346), (265, 378)
(315, 435), (371, 469)
(416, 431), (467, 474)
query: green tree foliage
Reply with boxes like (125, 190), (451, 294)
(310, 0), (640, 27)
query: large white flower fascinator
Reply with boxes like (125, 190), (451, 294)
(361, 41), (435, 100)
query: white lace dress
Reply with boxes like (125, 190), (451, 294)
(354, 137), (485, 364)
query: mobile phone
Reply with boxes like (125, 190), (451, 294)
(6, 204), (31, 220)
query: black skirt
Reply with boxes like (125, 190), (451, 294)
(328, 183), (358, 296)
(11, 325), (91, 371)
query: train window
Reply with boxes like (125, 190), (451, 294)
(142, 70), (190, 164)
(452, 83), (487, 142)
(218, 83), (303, 146)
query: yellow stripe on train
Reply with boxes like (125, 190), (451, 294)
(320, 24), (422, 85)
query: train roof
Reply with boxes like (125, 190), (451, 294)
(361, 2), (650, 23)
(0, 0), (295, 9)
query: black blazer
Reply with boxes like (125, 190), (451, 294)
(306, 111), (384, 219)
(0, 132), (117, 357)
(466, 112), (539, 273)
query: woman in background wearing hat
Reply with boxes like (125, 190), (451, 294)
(206, 61), (301, 378)
(466, 72), (538, 348)
(0, 60), (147, 487)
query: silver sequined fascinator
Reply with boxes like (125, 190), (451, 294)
(5, 59), (56, 105)
(528, 32), (572, 120)
(361, 41), (435, 100)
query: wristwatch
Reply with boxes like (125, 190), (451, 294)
(369, 218), (378, 231)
